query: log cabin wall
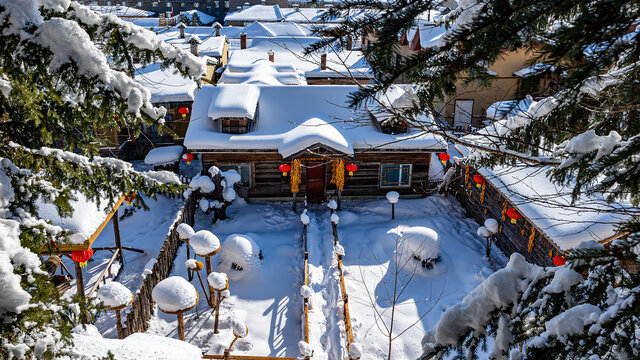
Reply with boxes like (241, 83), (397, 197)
(453, 164), (561, 267)
(200, 151), (434, 199)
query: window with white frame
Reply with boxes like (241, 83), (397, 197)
(217, 164), (252, 187)
(380, 164), (412, 188)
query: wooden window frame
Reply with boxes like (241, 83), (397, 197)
(379, 163), (413, 188)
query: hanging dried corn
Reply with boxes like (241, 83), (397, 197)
(330, 159), (345, 191)
(290, 159), (302, 193)
(501, 201), (508, 221)
(528, 226), (536, 253)
(480, 182), (486, 203)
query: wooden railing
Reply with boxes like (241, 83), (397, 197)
(302, 214), (310, 344)
(87, 248), (121, 298)
(120, 194), (196, 337)
(331, 220), (356, 357)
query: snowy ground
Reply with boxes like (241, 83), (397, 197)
(143, 195), (502, 359)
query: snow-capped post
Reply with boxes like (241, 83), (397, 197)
(298, 340), (314, 359)
(268, 49), (274, 62)
(224, 318), (248, 358)
(331, 213), (340, 245)
(320, 53), (327, 70)
(327, 199), (338, 215)
(187, 35), (202, 56)
(177, 223), (195, 281)
(185, 259), (210, 305)
(482, 219), (499, 256)
(189, 230), (221, 307)
(349, 342), (363, 359)
(177, 22), (187, 39)
(207, 272), (229, 334)
(97, 282), (133, 339)
(152, 277), (199, 341)
(240, 32), (247, 49)
(386, 191), (399, 219)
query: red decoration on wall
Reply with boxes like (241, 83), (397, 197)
(438, 153), (450, 165)
(473, 174), (485, 188)
(71, 248), (94, 268)
(178, 107), (190, 118)
(182, 153), (195, 165)
(553, 255), (566, 267)
(506, 208), (521, 224)
(279, 163), (291, 176)
(345, 163), (358, 176)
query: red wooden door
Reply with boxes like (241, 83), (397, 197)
(305, 162), (325, 203)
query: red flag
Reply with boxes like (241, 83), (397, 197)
(171, 7), (174, 17)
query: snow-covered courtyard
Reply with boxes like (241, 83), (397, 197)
(131, 195), (501, 359)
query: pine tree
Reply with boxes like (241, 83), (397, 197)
(309, 0), (640, 232)
(191, 12), (201, 26)
(179, 13), (189, 25)
(0, 1), (204, 358)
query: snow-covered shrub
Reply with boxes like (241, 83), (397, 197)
(176, 223), (194, 240)
(222, 170), (241, 186)
(97, 282), (133, 309)
(397, 226), (441, 270)
(217, 234), (262, 281)
(484, 218), (499, 234)
(231, 318), (248, 338)
(477, 226), (492, 238)
(222, 187), (237, 202)
(152, 276), (198, 313)
(207, 272), (228, 291)
(189, 230), (221, 257)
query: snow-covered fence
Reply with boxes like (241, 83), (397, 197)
(300, 207), (310, 344)
(121, 193), (196, 337)
(330, 215), (356, 357)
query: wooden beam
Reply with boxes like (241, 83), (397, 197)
(113, 209), (123, 264)
(75, 261), (85, 298)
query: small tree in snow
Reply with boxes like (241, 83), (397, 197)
(190, 12), (201, 26)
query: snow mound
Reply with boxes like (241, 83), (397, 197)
(349, 342), (363, 358)
(484, 218), (499, 234)
(176, 223), (194, 240)
(144, 145), (183, 166)
(300, 210), (310, 225)
(298, 341), (313, 357)
(72, 324), (102, 338)
(574, 240), (605, 251)
(195, 175), (216, 194)
(189, 230), (221, 256)
(218, 234), (262, 281)
(222, 169), (242, 186)
(208, 272), (228, 290)
(386, 191), (400, 204)
(97, 282), (133, 309)
(330, 213), (339, 224)
(477, 226), (492, 238)
(542, 267), (582, 294)
(400, 226), (441, 262)
(152, 276), (198, 313)
(300, 285), (313, 299)
(231, 318), (248, 337)
(327, 199), (338, 210)
(533, 304), (602, 345)
(73, 332), (203, 359)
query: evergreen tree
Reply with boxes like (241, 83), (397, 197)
(179, 13), (188, 25)
(191, 12), (201, 26)
(0, 1), (204, 357)
(310, 0), (640, 231)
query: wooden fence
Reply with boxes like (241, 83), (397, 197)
(302, 215), (310, 344)
(121, 193), (196, 337)
(331, 219), (355, 358)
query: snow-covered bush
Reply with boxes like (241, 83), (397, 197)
(397, 226), (441, 270)
(189, 230), (221, 257)
(484, 218), (499, 234)
(217, 234), (262, 281)
(152, 276), (198, 313)
(222, 170), (242, 186)
(97, 282), (133, 309)
(476, 226), (492, 238)
(231, 318), (248, 338)
(207, 272), (228, 291)
(176, 223), (195, 240)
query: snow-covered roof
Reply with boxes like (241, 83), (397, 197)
(207, 85), (260, 120)
(157, 28), (228, 58)
(513, 63), (557, 78)
(219, 60), (307, 85)
(124, 10), (216, 27)
(87, 5), (154, 17)
(486, 98), (533, 120)
(184, 84), (447, 156)
(225, 5), (284, 23)
(281, 8), (331, 23)
(134, 63), (198, 103)
(144, 145), (184, 166)
(226, 36), (372, 80)
(240, 21), (312, 37)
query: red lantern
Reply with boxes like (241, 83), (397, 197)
(506, 208), (521, 224)
(71, 248), (94, 268)
(279, 163), (291, 176)
(346, 163), (358, 176)
(182, 153), (195, 165)
(473, 174), (485, 188)
(438, 153), (450, 165)
(553, 255), (566, 267)
(125, 192), (137, 206)
(178, 107), (190, 118)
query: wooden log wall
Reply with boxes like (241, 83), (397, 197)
(453, 164), (560, 267)
(121, 194), (196, 337)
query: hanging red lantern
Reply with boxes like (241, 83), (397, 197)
(182, 153), (195, 165)
(125, 192), (137, 206)
(506, 208), (521, 224)
(438, 153), (450, 165)
(71, 248), (94, 268)
(473, 174), (485, 188)
(553, 255), (566, 267)
(345, 163), (358, 176)
(178, 107), (190, 118)
(279, 163), (291, 176)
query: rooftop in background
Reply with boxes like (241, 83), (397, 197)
(134, 63), (198, 103)
(86, 5), (154, 17)
(156, 27), (228, 58)
(184, 84), (446, 156)
(224, 4), (366, 24)
(126, 10), (216, 27)
(219, 61), (307, 85)
(225, 4), (284, 23)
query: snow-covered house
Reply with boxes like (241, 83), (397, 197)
(224, 4), (285, 26)
(184, 84), (447, 202)
(86, 5), (155, 18)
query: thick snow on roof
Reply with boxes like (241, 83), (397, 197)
(134, 63), (198, 103)
(455, 145), (632, 251)
(208, 85), (260, 119)
(184, 84), (447, 155)
(225, 5), (284, 22)
(219, 60), (307, 85)
(227, 36), (372, 79)
(73, 332), (203, 359)
(37, 193), (113, 244)
(125, 10), (216, 27)
(144, 145), (184, 165)
(486, 99), (533, 120)
(157, 28), (228, 57)
(240, 21), (312, 37)
(87, 5), (154, 17)
(282, 8), (331, 23)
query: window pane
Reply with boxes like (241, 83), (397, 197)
(380, 164), (412, 188)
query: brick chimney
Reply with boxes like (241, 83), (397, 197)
(240, 32), (247, 49)
(190, 42), (199, 56)
(346, 36), (352, 51)
(268, 50), (274, 62)
(213, 22), (222, 36)
(178, 22), (186, 39)
(320, 53), (327, 70)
